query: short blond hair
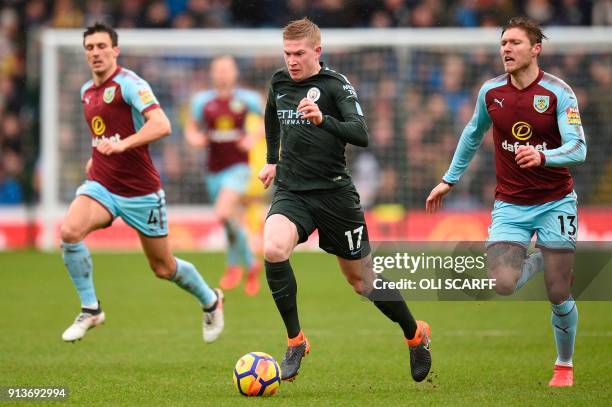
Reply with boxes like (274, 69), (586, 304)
(283, 18), (321, 47)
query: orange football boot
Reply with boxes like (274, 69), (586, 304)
(548, 364), (574, 387)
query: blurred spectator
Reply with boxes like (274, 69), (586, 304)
(452, 0), (479, 27)
(286, 0), (311, 22)
(84, 0), (114, 27)
(583, 58), (612, 203)
(186, 0), (231, 28)
(552, 0), (588, 26)
(167, 0), (190, 18)
(591, 0), (612, 26)
(411, 0), (446, 27)
(1, 112), (22, 154)
(376, 166), (400, 204)
(383, 0), (411, 26)
(1, 7), (20, 42)
(524, 0), (554, 25)
(0, 0), (609, 211)
(352, 151), (380, 209)
(0, 161), (22, 205)
(52, 0), (83, 28)
(311, 0), (352, 27)
(172, 11), (196, 28)
(114, 0), (143, 28)
(0, 70), (22, 113)
(439, 55), (470, 115)
(370, 10), (393, 28)
(24, 0), (49, 29)
(480, 0), (517, 27)
(143, 0), (171, 28)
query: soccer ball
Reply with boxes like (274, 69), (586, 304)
(233, 352), (281, 397)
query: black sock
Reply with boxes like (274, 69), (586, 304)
(367, 279), (417, 339)
(203, 299), (218, 313)
(82, 301), (102, 315)
(265, 260), (300, 338)
(223, 220), (237, 244)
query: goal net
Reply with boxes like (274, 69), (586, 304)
(40, 27), (612, 249)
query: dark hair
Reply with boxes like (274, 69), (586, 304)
(83, 22), (118, 47)
(502, 16), (547, 45)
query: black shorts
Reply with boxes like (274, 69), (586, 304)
(267, 184), (371, 260)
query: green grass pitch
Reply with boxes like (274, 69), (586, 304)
(1, 251), (611, 406)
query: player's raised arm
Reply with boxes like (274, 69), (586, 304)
(515, 87), (587, 169)
(120, 107), (171, 148)
(317, 79), (369, 147)
(541, 87), (587, 167)
(97, 107), (171, 155)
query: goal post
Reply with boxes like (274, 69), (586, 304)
(39, 27), (612, 250)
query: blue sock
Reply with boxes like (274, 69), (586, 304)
(551, 297), (578, 366)
(172, 257), (216, 307)
(235, 226), (254, 269)
(227, 240), (240, 268)
(225, 221), (240, 267)
(62, 241), (97, 307)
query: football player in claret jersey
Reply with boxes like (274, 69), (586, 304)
(426, 16), (586, 387)
(258, 18), (431, 383)
(60, 23), (224, 343)
(185, 55), (263, 296)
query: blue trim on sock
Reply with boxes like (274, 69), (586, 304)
(552, 297), (575, 316)
(62, 240), (97, 306)
(551, 297), (578, 364)
(235, 226), (253, 268)
(173, 257), (216, 306)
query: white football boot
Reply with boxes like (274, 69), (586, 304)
(62, 309), (105, 342)
(203, 288), (224, 343)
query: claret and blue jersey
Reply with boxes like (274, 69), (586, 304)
(443, 69), (586, 205)
(80, 66), (161, 197)
(190, 88), (262, 173)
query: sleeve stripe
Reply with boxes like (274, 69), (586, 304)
(141, 104), (160, 115)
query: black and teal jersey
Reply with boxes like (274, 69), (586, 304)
(264, 62), (370, 191)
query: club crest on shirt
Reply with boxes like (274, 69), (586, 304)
(103, 86), (116, 103)
(533, 95), (549, 113)
(306, 87), (321, 102)
(229, 99), (245, 113)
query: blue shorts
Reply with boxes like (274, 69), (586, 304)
(76, 180), (168, 237)
(487, 191), (578, 251)
(205, 163), (251, 202)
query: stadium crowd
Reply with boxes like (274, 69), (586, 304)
(0, 0), (610, 207)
